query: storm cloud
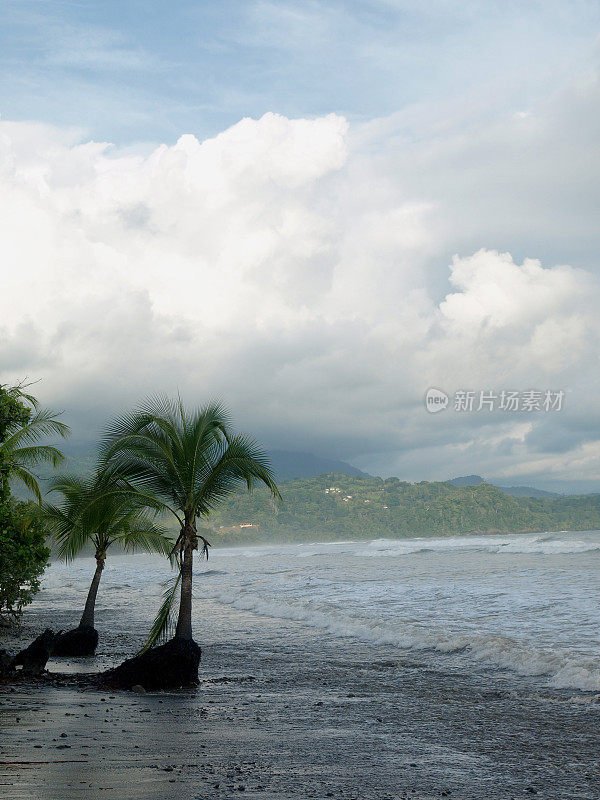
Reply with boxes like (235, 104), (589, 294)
(1, 70), (599, 490)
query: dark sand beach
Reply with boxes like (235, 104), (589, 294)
(2, 598), (599, 800)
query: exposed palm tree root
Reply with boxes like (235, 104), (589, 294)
(103, 637), (201, 690)
(12, 629), (56, 675)
(53, 625), (99, 657)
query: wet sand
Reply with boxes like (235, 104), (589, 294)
(1, 601), (599, 799)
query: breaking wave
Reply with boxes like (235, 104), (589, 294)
(216, 533), (600, 560)
(206, 585), (600, 691)
(40, 530), (600, 693)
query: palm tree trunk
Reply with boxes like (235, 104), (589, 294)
(175, 525), (195, 640)
(105, 526), (200, 688)
(79, 555), (104, 628)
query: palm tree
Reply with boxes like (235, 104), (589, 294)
(0, 384), (70, 502)
(45, 467), (173, 656)
(99, 397), (279, 689)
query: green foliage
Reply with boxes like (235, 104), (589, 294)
(45, 467), (173, 561)
(0, 383), (66, 618)
(138, 571), (181, 654)
(0, 385), (31, 502)
(100, 396), (280, 644)
(100, 396), (281, 524)
(0, 500), (49, 618)
(206, 473), (600, 545)
(0, 383), (70, 502)
(0, 385), (31, 439)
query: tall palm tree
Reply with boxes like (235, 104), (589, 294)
(99, 397), (279, 689)
(45, 467), (173, 656)
(0, 386), (70, 502)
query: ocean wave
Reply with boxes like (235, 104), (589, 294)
(207, 587), (600, 692)
(363, 535), (600, 557)
(38, 545), (600, 694)
(217, 534), (600, 561)
(492, 538), (600, 555)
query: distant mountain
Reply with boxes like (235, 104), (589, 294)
(207, 473), (600, 546)
(447, 475), (560, 498)
(447, 475), (485, 487)
(267, 450), (370, 482)
(495, 485), (560, 498)
(10, 448), (369, 500)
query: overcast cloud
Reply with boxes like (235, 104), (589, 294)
(1, 2), (599, 490)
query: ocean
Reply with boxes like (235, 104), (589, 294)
(39, 529), (600, 693)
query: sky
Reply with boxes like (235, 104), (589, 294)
(1, 0), (600, 491)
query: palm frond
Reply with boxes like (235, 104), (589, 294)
(116, 523), (175, 560)
(0, 404), (69, 501)
(91, 478), (183, 526)
(2, 408), (70, 449)
(11, 465), (43, 503)
(192, 434), (281, 516)
(45, 466), (175, 562)
(196, 526), (212, 560)
(46, 472), (88, 496)
(45, 503), (92, 561)
(4, 381), (40, 409)
(100, 397), (279, 525)
(138, 570), (182, 654)
(7, 444), (65, 468)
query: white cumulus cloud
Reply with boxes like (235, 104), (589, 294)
(1, 108), (599, 489)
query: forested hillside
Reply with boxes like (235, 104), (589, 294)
(207, 474), (600, 545)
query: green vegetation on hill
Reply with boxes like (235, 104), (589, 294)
(207, 473), (600, 546)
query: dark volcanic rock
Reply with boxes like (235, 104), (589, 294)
(103, 636), (201, 690)
(53, 625), (99, 656)
(12, 629), (56, 674)
(0, 648), (14, 679)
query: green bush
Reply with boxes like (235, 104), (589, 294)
(0, 501), (49, 618)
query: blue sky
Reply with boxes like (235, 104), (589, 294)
(1, 1), (600, 489)
(1, 1), (599, 144)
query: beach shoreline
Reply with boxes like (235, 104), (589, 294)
(2, 598), (600, 800)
